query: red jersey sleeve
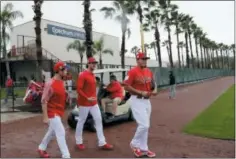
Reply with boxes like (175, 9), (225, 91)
(124, 70), (135, 86)
(77, 72), (88, 99)
(41, 80), (53, 104)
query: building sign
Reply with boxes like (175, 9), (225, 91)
(47, 24), (85, 40)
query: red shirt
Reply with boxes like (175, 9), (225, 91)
(106, 81), (124, 99)
(41, 78), (66, 118)
(124, 66), (153, 93)
(5, 79), (13, 87)
(77, 70), (97, 106)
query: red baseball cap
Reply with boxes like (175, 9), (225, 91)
(136, 52), (150, 60)
(87, 57), (98, 64)
(53, 61), (66, 72)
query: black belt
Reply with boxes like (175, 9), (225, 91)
(136, 95), (149, 99)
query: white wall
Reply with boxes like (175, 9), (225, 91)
(10, 19), (159, 67)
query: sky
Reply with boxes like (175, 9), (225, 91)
(1, 1), (235, 63)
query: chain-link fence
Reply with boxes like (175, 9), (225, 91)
(150, 67), (234, 88)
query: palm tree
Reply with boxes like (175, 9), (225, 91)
(0, 2), (23, 77)
(191, 24), (201, 68)
(83, 0), (93, 58)
(171, 7), (183, 68)
(162, 40), (171, 66)
(100, 0), (131, 79)
(149, 41), (158, 61)
(0, 31), (10, 58)
(93, 37), (113, 69)
(130, 46), (139, 56)
(143, 7), (162, 67)
(187, 18), (195, 68)
(159, 1), (174, 68)
(180, 14), (191, 68)
(223, 45), (230, 69)
(33, 0), (43, 81)
(230, 44), (235, 69)
(178, 41), (185, 67)
(218, 43), (224, 68)
(127, 0), (156, 53)
(144, 43), (150, 54)
(199, 32), (207, 68)
(230, 44), (235, 57)
(67, 40), (86, 72)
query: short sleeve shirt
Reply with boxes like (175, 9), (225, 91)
(124, 66), (153, 93)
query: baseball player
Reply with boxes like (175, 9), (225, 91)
(75, 57), (113, 150)
(38, 61), (70, 158)
(123, 52), (158, 158)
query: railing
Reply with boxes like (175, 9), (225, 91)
(5, 46), (133, 81)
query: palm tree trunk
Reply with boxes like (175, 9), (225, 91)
(166, 46), (171, 65)
(188, 32), (194, 68)
(184, 32), (190, 68)
(194, 36), (200, 68)
(0, 27), (2, 57)
(167, 26), (173, 68)
(199, 41), (204, 68)
(175, 25), (181, 68)
(203, 47), (207, 68)
(220, 49), (224, 68)
(181, 47), (184, 67)
(216, 50), (220, 69)
(80, 56), (83, 72)
(121, 31), (126, 80)
(137, 2), (144, 53)
(154, 25), (162, 67)
(83, 0), (93, 58)
(226, 50), (230, 69)
(206, 48), (210, 68)
(153, 44), (158, 61)
(99, 52), (103, 69)
(33, 0), (43, 81)
(2, 26), (11, 77)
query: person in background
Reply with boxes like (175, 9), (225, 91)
(4, 76), (14, 104)
(101, 74), (123, 117)
(66, 72), (73, 107)
(169, 70), (176, 99)
(95, 76), (101, 96)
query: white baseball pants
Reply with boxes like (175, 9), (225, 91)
(75, 104), (106, 146)
(129, 95), (152, 151)
(38, 116), (70, 158)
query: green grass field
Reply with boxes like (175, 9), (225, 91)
(183, 84), (235, 140)
(0, 87), (26, 99)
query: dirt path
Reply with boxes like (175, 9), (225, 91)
(1, 77), (235, 158)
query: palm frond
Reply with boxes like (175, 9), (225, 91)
(126, 28), (131, 39)
(103, 49), (114, 55)
(100, 7), (116, 19)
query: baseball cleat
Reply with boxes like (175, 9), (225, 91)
(143, 150), (156, 158)
(130, 144), (144, 158)
(76, 144), (85, 150)
(37, 149), (50, 158)
(99, 143), (113, 150)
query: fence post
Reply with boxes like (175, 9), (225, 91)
(12, 85), (15, 112)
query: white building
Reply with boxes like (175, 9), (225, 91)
(10, 19), (159, 67)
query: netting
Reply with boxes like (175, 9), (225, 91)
(149, 67), (234, 87)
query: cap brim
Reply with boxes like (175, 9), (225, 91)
(88, 61), (98, 64)
(137, 57), (150, 59)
